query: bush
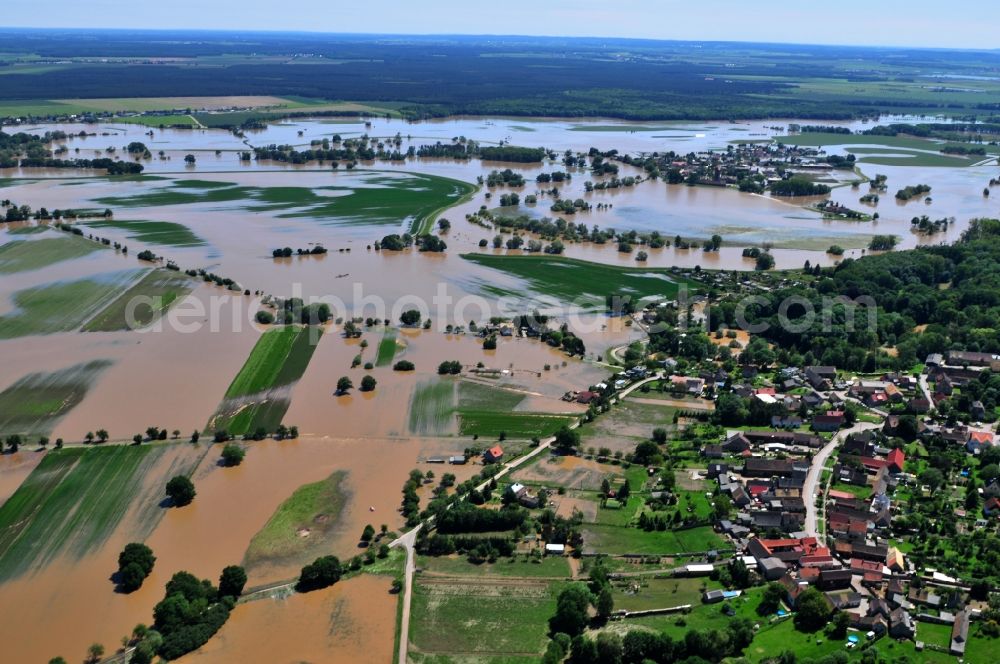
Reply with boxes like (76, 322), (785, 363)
(399, 309), (421, 326)
(360, 375), (377, 392)
(255, 310), (275, 324)
(220, 444), (245, 467)
(393, 360), (415, 371)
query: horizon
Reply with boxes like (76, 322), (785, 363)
(2, 0), (996, 50)
(1, 26), (998, 54)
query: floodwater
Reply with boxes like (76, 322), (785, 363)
(180, 574), (397, 664)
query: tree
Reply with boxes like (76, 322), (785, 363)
(483, 335), (497, 350)
(651, 427), (668, 444)
(218, 565), (247, 598)
(829, 610), (850, 639)
(549, 583), (592, 636)
(86, 644), (105, 664)
(758, 582), (786, 615)
(117, 543), (156, 592)
(94, 429), (108, 442)
(595, 585), (614, 620)
(220, 444), (245, 467)
(165, 475), (196, 507)
(5, 434), (21, 453)
(553, 426), (581, 452)
(399, 309), (421, 326)
(132, 434), (143, 445)
(85, 431), (95, 444)
(184, 154), (196, 164)
(360, 375), (377, 392)
(794, 588), (832, 632)
(438, 218), (451, 232)
(297, 555), (343, 592)
(361, 524), (376, 544)
(336, 376), (353, 395)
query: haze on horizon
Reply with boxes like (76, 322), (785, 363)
(3, 0), (995, 50)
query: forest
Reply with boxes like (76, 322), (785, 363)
(2, 30), (1000, 121)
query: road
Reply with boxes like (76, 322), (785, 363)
(802, 421), (880, 539)
(389, 371), (662, 664)
(918, 374), (935, 408)
(390, 524), (422, 664)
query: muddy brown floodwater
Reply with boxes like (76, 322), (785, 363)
(179, 574), (397, 664)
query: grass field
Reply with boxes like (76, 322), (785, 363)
(0, 270), (142, 339)
(0, 444), (194, 581)
(461, 254), (696, 304)
(81, 219), (206, 248)
(82, 269), (193, 332)
(0, 235), (102, 273)
(613, 576), (719, 612)
(410, 577), (561, 661)
(417, 555), (571, 579)
(207, 326), (323, 435)
(375, 329), (400, 366)
(581, 523), (724, 555)
(0, 360), (112, 437)
(94, 173), (475, 230)
(243, 470), (347, 572)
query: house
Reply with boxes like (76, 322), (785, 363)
(887, 448), (905, 474)
(701, 444), (724, 459)
(449, 455), (468, 465)
(703, 589), (727, 604)
(889, 608), (916, 640)
(805, 366), (836, 389)
(484, 445), (504, 463)
(575, 390), (599, 404)
(984, 496), (1000, 517)
(925, 353), (944, 367)
(818, 568), (854, 590)
(723, 433), (751, 453)
(771, 415), (804, 429)
(811, 411), (845, 432)
(968, 431), (994, 455)
(951, 610), (970, 656)
(545, 543), (566, 556)
(907, 397), (931, 414)
(971, 401), (987, 421)
(947, 350), (1000, 369)
(743, 458), (796, 477)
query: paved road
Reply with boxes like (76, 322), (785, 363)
(390, 525), (422, 664)
(802, 421), (880, 539)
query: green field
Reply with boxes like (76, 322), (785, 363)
(113, 114), (198, 127)
(581, 524), (724, 555)
(408, 379), (457, 436)
(456, 411), (575, 439)
(0, 444), (196, 581)
(0, 235), (102, 273)
(417, 555), (571, 579)
(0, 361), (112, 437)
(0, 270), (142, 338)
(207, 326), (323, 435)
(93, 173), (475, 230)
(375, 329), (401, 366)
(243, 470), (346, 572)
(83, 269), (193, 332)
(461, 254), (696, 304)
(82, 219), (206, 247)
(614, 576), (719, 612)
(410, 578), (561, 661)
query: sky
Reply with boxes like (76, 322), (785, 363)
(3, 0), (995, 50)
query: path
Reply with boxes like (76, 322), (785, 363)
(918, 374), (935, 408)
(802, 421), (880, 539)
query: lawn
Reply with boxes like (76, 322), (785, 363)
(0, 270), (142, 338)
(0, 235), (102, 273)
(243, 470), (347, 572)
(81, 219), (206, 247)
(0, 360), (112, 438)
(409, 577), (561, 660)
(581, 524), (724, 555)
(617, 585), (767, 637)
(461, 253), (697, 304)
(0, 444), (194, 581)
(82, 269), (193, 332)
(375, 329), (400, 366)
(613, 576), (720, 612)
(916, 621), (954, 650)
(207, 326), (323, 435)
(746, 618), (848, 662)
(417, 555), (571, 579)
(114, 114), (198, 127)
